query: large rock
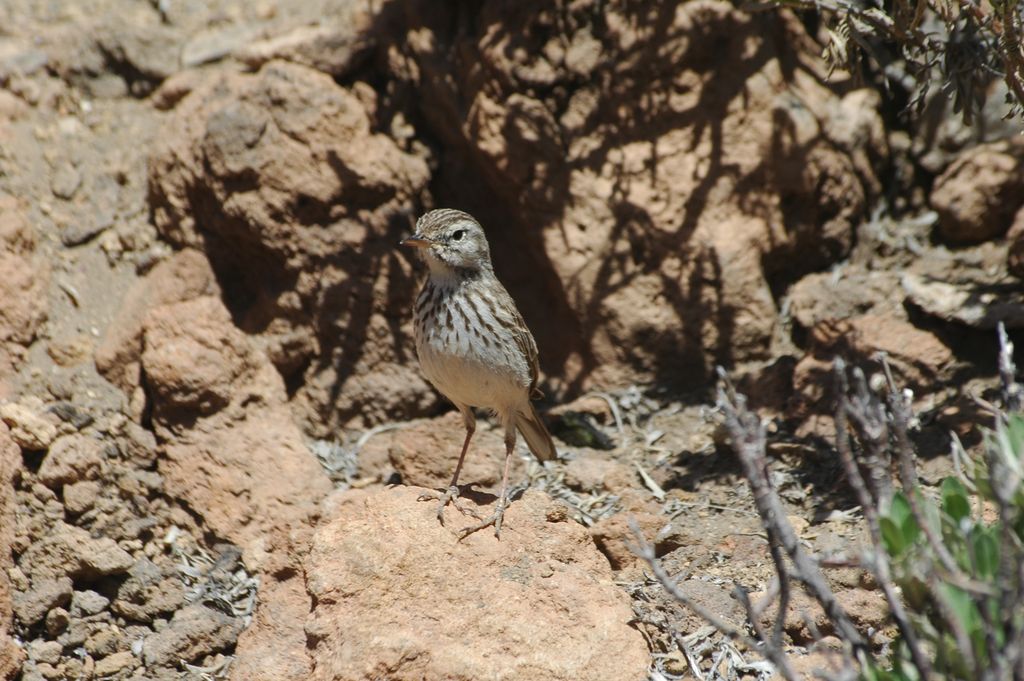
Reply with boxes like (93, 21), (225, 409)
(147, 2), (883, 431)
(139, 295), (334, 681)
(95, 248), (219, 395)
(931, 138), (1024, 245)
(148, 59), (433, 432)
(398, 0), (882, 393)
(0, 426), (24, 679)
(306, 486), (649, 681)
(141, 296), (333, 555)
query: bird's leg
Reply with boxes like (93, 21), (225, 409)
(418, 408), (480, 523)
(458, 423), (516, 540)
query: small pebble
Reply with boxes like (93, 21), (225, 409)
(72, 590), (110, 617)
(50, 165), (81, 200)
(28, 639), (62, 665)
(94, 651), (135, 677)
(44, 607), (69, 636)
(85, 627), (125, 657)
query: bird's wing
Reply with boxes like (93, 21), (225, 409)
(488, 280), (543, 400)
(510, 306), (543, 400)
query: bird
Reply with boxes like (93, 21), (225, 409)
(401, 208), (557, 538)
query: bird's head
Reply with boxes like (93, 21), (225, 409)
(401, 209), (492, 275)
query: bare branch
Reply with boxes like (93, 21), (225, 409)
(998, 322), (1023, 414)
(716, 369), (868, 653)
(833, 361), (934, 680)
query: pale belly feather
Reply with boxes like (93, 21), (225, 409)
(417, 334), (529, 412)
(415, 280), (531, 412)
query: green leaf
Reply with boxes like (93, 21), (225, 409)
(971, 527), (999, 580)
(992, 419), (1024, 479)
(941, 477), (971, 524)
(898, 493), (922, 545)
(1006, 414), (1024, 460)
(889, 491), (912, 525)
(938, 584), (980, 637)
(880, 516), (906, 556)
(882, 492), (922, 556)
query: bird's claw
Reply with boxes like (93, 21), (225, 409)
(417, 485), (481, 525)
(456, 500), (507, 540)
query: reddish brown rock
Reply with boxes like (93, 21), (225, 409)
(147, 59), (433, 432)
(901, 270), (1024, 330)
(0, 195), (36, 256)
(306, 486), (649, 681)
(835, 587), (890, 632)
(146, 1), (883, 433)
(140, 295), (334, 681)
(843, 314), (954, 388)
(587, 487), (696, 573)
(822, 89), (889, 198)
(660, 577), (746, 634)
(380, 411), (524, 493)
(791, 314), (954, 433)
(0, 425), (25, 680)
(932, 138), (1024, 245)
(142, 297), (255, 419)
(142, 296), (332, 558)
(788, 267), (903, 331)
(11, 576), (72, 627)
(547, 395), (616, 427)
(786, 643), (849, 680)
(401, 0), (881, 394)
(590, 504), (664, 571)
(235, 4), (378, 78)
(142, 604), (244, 667)
(95, 248), (219, 395)
(228, 563), (313, 681)
(0, 195), (47, 347)
(0, 195), (48, 401)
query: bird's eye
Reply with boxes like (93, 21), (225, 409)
(451, 229), (466, 241)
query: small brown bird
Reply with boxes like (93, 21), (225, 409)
(402, 209), (557, 538)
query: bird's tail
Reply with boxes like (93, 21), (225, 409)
(516, 403), (557, 462)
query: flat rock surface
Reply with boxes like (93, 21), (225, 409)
(306, 486), (649, 681)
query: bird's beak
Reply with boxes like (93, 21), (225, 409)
(401, 234), (433, 249)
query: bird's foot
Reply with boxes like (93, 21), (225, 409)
(417, 485), (480, 525)
(457, 499), (507, 540)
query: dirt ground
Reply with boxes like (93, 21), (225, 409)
(1, 1), (1022, 680)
